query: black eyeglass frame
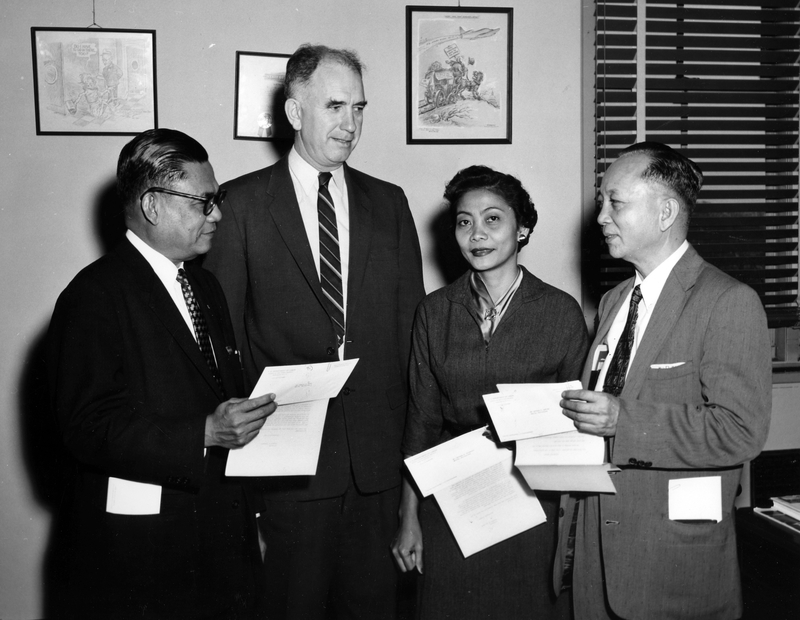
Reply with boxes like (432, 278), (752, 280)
(140, 187), (226, 216)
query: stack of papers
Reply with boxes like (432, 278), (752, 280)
(404, 427), (546, 558)
(482, 381), (616, 493)
(403, 381), (620, 558)
(225, 359), (358, 477)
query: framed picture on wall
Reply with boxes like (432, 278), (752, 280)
(234, 51), (293, 141)
(31, 27), (157, 136)
(406, 6), (513, 144)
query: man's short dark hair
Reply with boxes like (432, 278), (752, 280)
(284, 44), (364, 100)
(444, 165), (538, 249)
(620, 142), (704, 218)
(117, 128), (208, 217)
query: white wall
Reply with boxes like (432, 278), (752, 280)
(0, 1), (586, 617)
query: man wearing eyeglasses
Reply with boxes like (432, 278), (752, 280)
(46, 128), (276, 619)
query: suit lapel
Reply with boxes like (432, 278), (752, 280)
(265, 157), (329, 311)
(117, 239), (223, 399)
(344, 164), (372, 319)
(622, 246), (702, 398)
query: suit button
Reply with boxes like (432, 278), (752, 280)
(628, 458), (637, 466)
(327, 347), (336, 356)
(559, 507), (565, 518)
(343, 387), (351, 396)
(231, 500), (240, 509)
(644, 461), (653, 468)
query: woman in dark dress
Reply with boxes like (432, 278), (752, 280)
(392, 166), (589, 619)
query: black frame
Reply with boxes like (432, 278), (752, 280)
(31, 27), (157, 136)
(233, 51), (293, 142)
(406, 5), (513, 144)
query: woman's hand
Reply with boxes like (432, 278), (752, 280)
(391, 477), (424, 573)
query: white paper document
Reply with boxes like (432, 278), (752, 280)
(515, 431), (617, 493)
(249, 359), (358, 403)
(405, 427), (547, 557)
(225, 359), (358, 477)
(106, 477), (162, 515)
(484, 381), (583, 441)
(668, 476), (722, 522)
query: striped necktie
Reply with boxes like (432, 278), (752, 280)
(176, 268), (222, 392)
(317, 172), (345, 345)
(603, 284), (643, 397)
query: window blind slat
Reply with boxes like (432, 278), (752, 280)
(646, 35), (800, 50)
(596, 0), (800, 328)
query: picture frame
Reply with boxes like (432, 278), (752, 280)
(406, 5), (513, 144)
(234, 51), (293, 141)
(31, 27), (157, 136)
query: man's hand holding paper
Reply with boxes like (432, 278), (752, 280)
(482, 380), (582, 441)
(225, 359), (358, 476)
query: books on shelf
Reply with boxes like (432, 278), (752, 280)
(754, 507), (800, 535)
(771, 494), (800, 521)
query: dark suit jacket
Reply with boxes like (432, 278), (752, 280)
(203, 156), (425, 500)
(47, 238), (263, 619)
(554, 245), (772, 620)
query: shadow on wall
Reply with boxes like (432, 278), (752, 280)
(17, 176), (125, 615)
(94, 178), (127, 254)
(428, 200), (468, 286)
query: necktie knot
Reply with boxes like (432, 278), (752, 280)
(631, 284), (643, 306)
(319, 171), (332, 190)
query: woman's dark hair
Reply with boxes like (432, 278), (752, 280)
(444, 165), (538, 248)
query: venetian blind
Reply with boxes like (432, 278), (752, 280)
(595, 0), (800, 327)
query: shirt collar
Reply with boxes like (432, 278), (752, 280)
(634, 240), (689, 311)
(288, 146), (345, 194)
(126, 229), (183, 289)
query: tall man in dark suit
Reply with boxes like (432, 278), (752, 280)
(47, 128), (276, 619)
(203, 44), (425, 619)
(556, 143), (772, 619)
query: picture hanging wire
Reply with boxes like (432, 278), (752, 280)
(87, 0), (102, 29)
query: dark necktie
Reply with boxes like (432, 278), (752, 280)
(603, 284), (643, 397)
(317, 172), (345, 346)
(176, 268), (222, 391)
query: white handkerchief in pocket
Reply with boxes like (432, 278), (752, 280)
(651, 362), (686, 370)
(668, 476), (721, 522)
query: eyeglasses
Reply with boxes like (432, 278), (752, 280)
(141, 187), (226, 216)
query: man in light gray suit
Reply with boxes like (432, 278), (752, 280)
(556, 142), (771, 619)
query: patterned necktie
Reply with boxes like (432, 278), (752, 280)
(317, 172), (345, 346)
(603, 284), (643, 397)
(176, 268), (222, 391)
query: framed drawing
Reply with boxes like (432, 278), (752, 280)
(406, 6), (513, 144)
(234, 51), (293, 141)
(31, 27), (157, 135)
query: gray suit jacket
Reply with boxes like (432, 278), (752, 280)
(555, 244), (771, 620)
